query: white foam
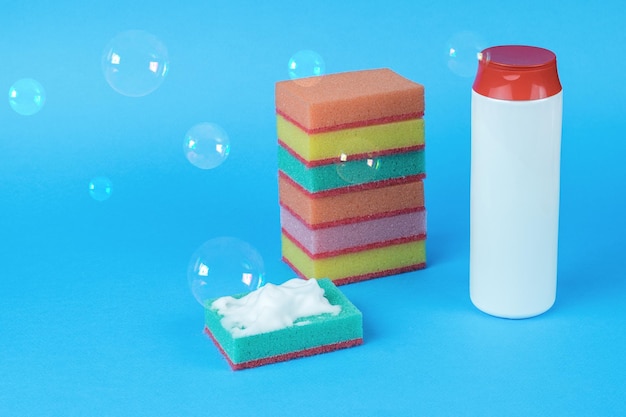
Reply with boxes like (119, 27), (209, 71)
(210, 278), (341, 338)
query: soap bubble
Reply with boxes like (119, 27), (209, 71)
(335, 138), (382, 185)
(183, 122), (230, 170)
(336, 154), (382, 185)
(8, 78), (46, 116)
(288, 50), (325, 78)
(102, 30), (169, 97)
(445, 31), (486, 78)
(187, 237), (266, 308)
(288, 50), (325, 86)
(89, 176), (113, 202)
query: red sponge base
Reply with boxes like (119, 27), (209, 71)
(204, 326), (363, 371)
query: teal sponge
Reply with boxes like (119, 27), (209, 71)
(278, 145), (425, 194)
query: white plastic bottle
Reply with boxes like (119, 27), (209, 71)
(470, 45), (563, 319)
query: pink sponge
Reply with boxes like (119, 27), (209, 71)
(280, 206), (426, 257)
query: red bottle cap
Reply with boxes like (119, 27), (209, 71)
(472, 45), (562, 101)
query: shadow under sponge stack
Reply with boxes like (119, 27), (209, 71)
(276, 68), (427, 285)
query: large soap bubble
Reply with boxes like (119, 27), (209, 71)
(102, 30), (169, 97)
(187, 237), (266, 308)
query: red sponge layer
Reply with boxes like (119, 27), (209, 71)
(204, 327), (362, 371)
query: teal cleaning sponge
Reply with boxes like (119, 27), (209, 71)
(204, 278), (363, 370)
(278, 145), (425, 193)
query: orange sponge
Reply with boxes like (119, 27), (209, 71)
(275, 68), (424, 133)
(278, 172), (425, 228)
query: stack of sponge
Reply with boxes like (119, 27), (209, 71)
(276, 68), (427, 285)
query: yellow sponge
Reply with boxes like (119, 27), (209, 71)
(277, 115), (424, 166)
(281, 233), (426, 285)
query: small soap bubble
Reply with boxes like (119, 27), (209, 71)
(89, 176), (113, 202)
(102, 30), (169, 97)
(335, 137), (382, 185)
(8, 78), (46, 116)
(445, 31), (486, 78)
(187, 237), (266, 308)
(336, 153), (382, 185)
(183, 122), (230, 170)
(288, 50), (325, 86)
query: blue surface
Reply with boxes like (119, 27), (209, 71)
(2, 1), (625, 416)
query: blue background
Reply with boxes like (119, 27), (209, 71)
(2, 1), (625, 416)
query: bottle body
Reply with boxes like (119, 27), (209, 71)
(470, 90), (562, 318)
